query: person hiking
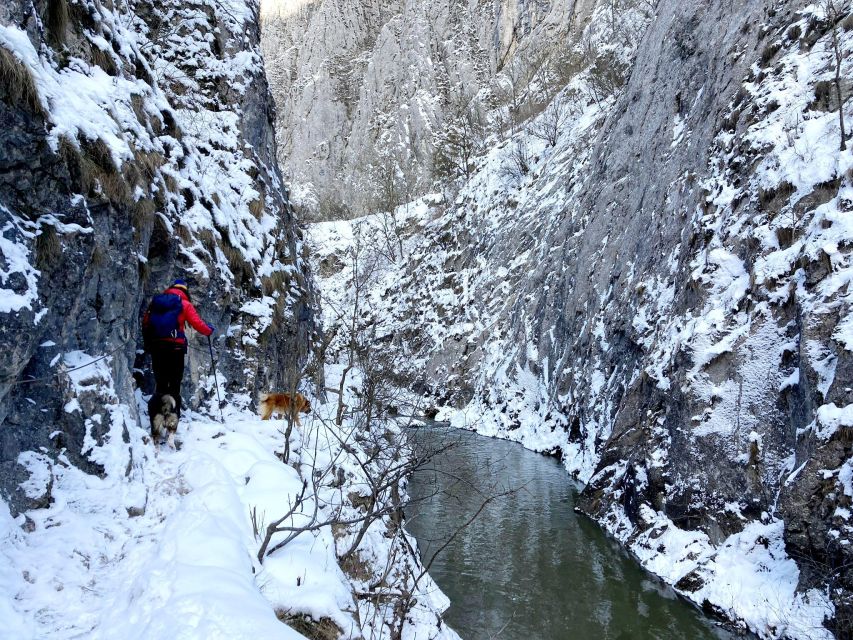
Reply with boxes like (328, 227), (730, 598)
(142, 278), (214, 423)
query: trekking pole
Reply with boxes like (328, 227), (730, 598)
(207, 335), (225, 423)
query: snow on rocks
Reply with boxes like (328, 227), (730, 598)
(630, 511), (834, 640)
(813, 402), (853, 440)
(0, 208), (41, 315)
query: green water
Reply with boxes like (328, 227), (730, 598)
(405, 426), (737, 640)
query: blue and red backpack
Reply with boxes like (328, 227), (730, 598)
(143, 293), (185, 350)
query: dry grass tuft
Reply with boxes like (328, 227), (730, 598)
(131, 197), (158, 232)
(90, 45), (117, 75)
(223, 242), (251, 284)
(82, 137), (119, 174)
(758, 180), (795, 212)
(35, 225), (61, 269)
(263, 294), (291, 338)
(261, 270), (289, 296)
(134, 148), (164, 182)
(130, 94), (148, 126)
(60, 136), (164, 213)
(339, 550), (372, 582)
(125, 146), (165, 200)
(248, 189), (265, 219)
(161, 110), (182, 140)
(162, 171), (178, 193)
(175, 223), (193, 244)
(197, 228), (217, 254)
(0, 46), (45, 116)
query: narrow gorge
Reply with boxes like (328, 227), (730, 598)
(265, 0), (853, 637)
(0, 0), (850, 638)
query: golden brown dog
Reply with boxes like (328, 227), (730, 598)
(258, 392), (311, 425)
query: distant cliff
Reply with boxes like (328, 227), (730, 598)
(0, 0), (316, 514)
(261, 0), (591, 217)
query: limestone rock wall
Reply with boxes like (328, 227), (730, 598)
(0, 0), (317, 514)
(261, 0), (586, 217)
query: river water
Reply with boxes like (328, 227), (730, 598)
(405, 426), (735, 640)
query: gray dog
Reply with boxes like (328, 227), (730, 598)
(148, 394), (179, 450)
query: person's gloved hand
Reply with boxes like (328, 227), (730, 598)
(207, 324), (215, 336)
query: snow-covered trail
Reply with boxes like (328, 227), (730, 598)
(1, 399), (350, 640)
(2, 361), (459, 640)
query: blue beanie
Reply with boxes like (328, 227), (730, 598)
(172, 278), (189, 291)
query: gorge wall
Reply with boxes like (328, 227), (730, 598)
(261, 0), (610, 216)
(0, 0), (316, 515)
(272, 0), (853, 637)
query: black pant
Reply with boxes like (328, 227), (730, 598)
(150, 346), (186, 417)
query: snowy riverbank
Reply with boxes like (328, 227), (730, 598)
(1, 374), (457, 639)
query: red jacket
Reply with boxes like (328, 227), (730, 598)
(165, 287), (213, 337)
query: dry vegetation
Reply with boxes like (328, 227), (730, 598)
(35, 225), (61, 268)
(46, 0), (70, 45)
(276, 612), (343, 640)
(0, 46), (45, 116)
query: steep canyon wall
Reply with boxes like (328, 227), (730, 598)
(0, 0), (316, 514)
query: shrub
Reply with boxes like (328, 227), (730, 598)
(786, 24), (802, 41)
(760, 41), (782, 65)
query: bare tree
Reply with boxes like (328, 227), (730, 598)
(251, 215), (521, 639)
(823, 0), (848, 151)
(500, 139), (532, 182)
(367, 154), (410, 261)
(530, 92), (577, 147)
(496, 56), (534, 135)
(433, 99), (487, 182)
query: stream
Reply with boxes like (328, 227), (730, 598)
(405, 425), (736, 640)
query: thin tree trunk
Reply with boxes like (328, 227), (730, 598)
(830, 6), (847, 150)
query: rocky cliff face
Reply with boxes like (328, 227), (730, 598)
(261, 0), (602, 217)
(282, 0), (853, 636)
(0, 0), (316, 515)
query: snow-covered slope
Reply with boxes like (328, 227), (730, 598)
(303, 0), (853, 637)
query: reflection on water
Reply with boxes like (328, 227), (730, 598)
(405, 426), (737, 640)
